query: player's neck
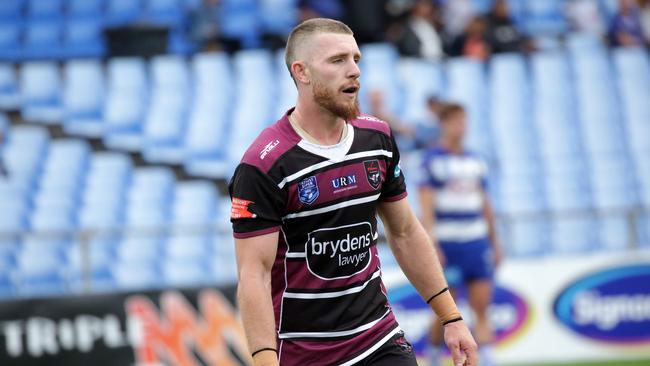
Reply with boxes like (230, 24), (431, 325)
(441, 139), (463, 154)
(291, 102), (346, 146)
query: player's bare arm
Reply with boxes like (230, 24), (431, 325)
(377, 198), (478, 366)
(417, 186), (445, 265)
(481, 191), (503, 267)
(234, 232), (280, 366)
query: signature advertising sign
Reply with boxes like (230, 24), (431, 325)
(553, 264), (650, 344)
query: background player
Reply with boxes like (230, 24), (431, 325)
(230, 18), (477, 366)
(418, 103), (502, 366)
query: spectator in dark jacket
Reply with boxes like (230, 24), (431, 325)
(485, 0), (525, 53)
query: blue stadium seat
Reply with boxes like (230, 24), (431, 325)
(597, 215), (629, 251)
(172, 180), (217, 227)
(637, 212), (650, 248)
(0, 21), (22, 61)
(505, 218), (549, 257)
(2, 125), (49, 188)
(588, 156), (637, 210)
(259, 0), (298, 37)
(124, 167), (174, 229)
(211, 234), (237, 284)
(106, 0), (143, 26)
(566, 32), (606, 52)
(184, 52), (232, 176)
(188, 49), (272, 179)
(23, 19), (63, 60)
(397, 57), (444, 126)
(68, 0), (104, 19)
(219, 0), (260, 49)
(63, 18), (106, 58)
(274, 49), (297, 119)
(144, 0), (184, 25)
(63, 59), (105, 136)
(359, 43), (401, 119)
(490, 53), (535, 162)
(111, 261), (161, 290)
(26, 0), (63, 19)
(550, 216), (596, 254)
(0, 0), (25, 20)
(116, 235), (162, 262)
(445, 56), (490, 156)
(104, 57), (149, 151)
(20, 61), (63, 123)
(163, 257), (212, 286)
(0, 64), (19, 109)
(143, 55), (190, 163)
(522, 0), (568, 36)
(613, 48), (650, 162)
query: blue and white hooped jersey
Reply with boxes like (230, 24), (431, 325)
(419, 147), (488, 244)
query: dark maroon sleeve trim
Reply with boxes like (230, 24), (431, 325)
(379, 191), (408, 202)
(233, 226), (281, 239)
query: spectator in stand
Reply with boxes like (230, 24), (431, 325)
(187, 0), (222, 52)
(565, 0), (607, 36)
(448, 16), (491, 62)
(609, 0), (646, 47)
(298, 0), (344, 22)
(485, 0), (526, 54)
(639, 0), (650, 43)
(389, 0), (445, 62)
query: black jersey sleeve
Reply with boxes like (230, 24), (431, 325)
(228, 163), (285, 238)
(380, 132), (407, 201)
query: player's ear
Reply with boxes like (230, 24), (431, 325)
(291, 61), (310, 85)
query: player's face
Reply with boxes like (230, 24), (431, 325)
(308, 33), (361, 120)
(443, 111), (466, 142)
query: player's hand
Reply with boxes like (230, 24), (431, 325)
(443, 320), (478, 366)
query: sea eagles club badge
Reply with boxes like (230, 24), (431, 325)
(364, 160), (381, 189)
(298, 176), (319, 205)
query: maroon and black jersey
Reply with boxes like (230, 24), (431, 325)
(229, 109), (407, 366)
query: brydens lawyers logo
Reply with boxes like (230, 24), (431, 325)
(298, 176), (319, 205)
(364, 160), (381, 189)
(305, 222), (374, 280)
(553, 264), (650, 344)
(388, 284), (531, 356)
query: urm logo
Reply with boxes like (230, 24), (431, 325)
(553, 264), (650, 344)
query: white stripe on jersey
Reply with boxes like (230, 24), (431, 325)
(337, 327), (402, 366)
(278, 309), (391, 339)
(437, 218), (488, 243)
(283, 270), (381, 299)
(277, 149), (393, 189)
(283, 193), (381, 220)
(436, 190), (484, 213)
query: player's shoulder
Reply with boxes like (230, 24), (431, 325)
(349, 114), (392, 137)
(240, 118), (300, 173)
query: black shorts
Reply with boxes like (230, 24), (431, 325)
(359, 330), (418, 366)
